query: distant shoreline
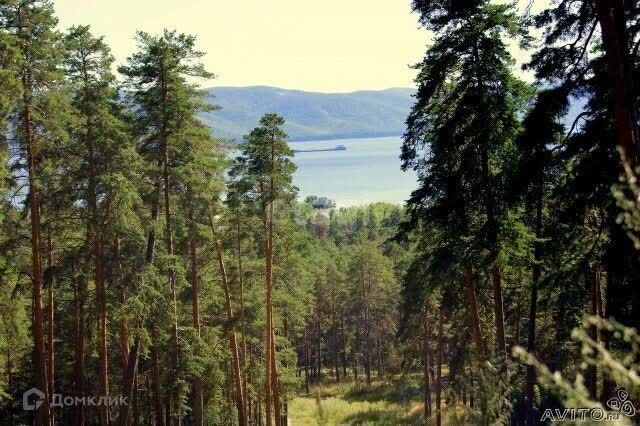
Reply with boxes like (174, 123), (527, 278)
(287, 132), (403, 143)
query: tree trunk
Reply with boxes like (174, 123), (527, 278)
(151, 326), (165, 426)
(341, 317), (348, 379)
(304, 329), (310, 393)
(316, 318), (322, 382)
(436, 307), (444, 426)
(482, 152), (506, 357)
(118, 338), (139, 426)
(587, 267), (599, 399)
(96, 236), (109, 426)
(261, 180), (273, 426)
(464, 262), (485, 362)
(23, 74), (51, 426)
(595, 269), (612, 403)
(269, 311), (281, 426)
(213, 237), (247, 426)
(115, 238), (129, 404)
(266, 158), (282, 424)
(423, 301), (432, 419)
(236, 219), (249, 417)
(514, 294), (523, 347)
(189, 210), (203, 426)
(161, 127), (179, 425)
(364, 327), (371, 385)
(46, 231), (54, 411)
(595, 0), (639, 167)
(333, 323), (340, 383)
(526, 173), (543, 426)
(145, 185), (163, 426)
(72, 259), (85, 425)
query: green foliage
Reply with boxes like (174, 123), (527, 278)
(514, 317), (639, 425)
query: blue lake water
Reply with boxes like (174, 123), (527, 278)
(288, 136), (418, 207)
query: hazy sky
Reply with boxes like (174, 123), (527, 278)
(54, 0), (429, 92)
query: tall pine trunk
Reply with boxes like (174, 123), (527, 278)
(587, 267), (600, 399)
(213, 238), (247, 426)
(96, 235), (109, 426)
(269, 311), (281, 425)
(464, 262), (485, 362)
(115, 237), (129, 410)
(304, 329), (310, 393)
(236, 219), (249, 417)
(46, 231), (54, 411)
(261, 181), (273, 426)
(189, 210), (203, 426)
(23, 71), (51, 426)
(333, 323), (340, 383)
(435, 307), (444, 426)
(267, 153), (282, 424)
(146, 182), (165, 426)
(151, 326), (165, 426)
(595, 0), (639, 166)
(481, 144), (506, 357)
(72, 259), (85, 425)
(161, 121), (179, 424)
(526, 172), (543, 426)
(341, 317), (348, 379)
(423, 301), (432, 419)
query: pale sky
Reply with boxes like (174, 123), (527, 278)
(54, 0), (430, 92)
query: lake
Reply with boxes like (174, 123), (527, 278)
(288, 136), (418, 207)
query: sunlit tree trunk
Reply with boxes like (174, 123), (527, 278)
(23, 67), (51, 426)
(236, 218), (249, 416)
(189, 210), (203, 426)
(160, 92), (179, 423)
(212, 233), (247, 426)
(146, 183), (164, 426)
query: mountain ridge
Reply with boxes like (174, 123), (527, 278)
(198, 86), (415, 142)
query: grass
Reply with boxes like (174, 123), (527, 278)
(288, 373), (477, 425)
(288, 376), (424, 425)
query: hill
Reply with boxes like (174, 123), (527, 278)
(199, 86), (414, 142)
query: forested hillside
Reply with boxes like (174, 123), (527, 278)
(198, 86), (413, 142)
(0, 0), (639, 425)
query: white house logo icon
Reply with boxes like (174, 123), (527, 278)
(23, 387), (45, 411)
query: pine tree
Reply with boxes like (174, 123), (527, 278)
(119, 30), (215, 423)
(63, 24), (142, 425)
(1, 2), (67, 423)
(235, 113), (296, 425)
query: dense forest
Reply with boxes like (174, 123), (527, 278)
(0, 0), (639, 425)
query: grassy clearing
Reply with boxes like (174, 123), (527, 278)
(288, 377), (424, 425)
(288, 374), (477, 425)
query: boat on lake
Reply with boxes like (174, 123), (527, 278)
(293, 144), (347, 153)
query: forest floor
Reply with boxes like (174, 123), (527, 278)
(288, 372), (475, 425)
(289, 374), (425, 425)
